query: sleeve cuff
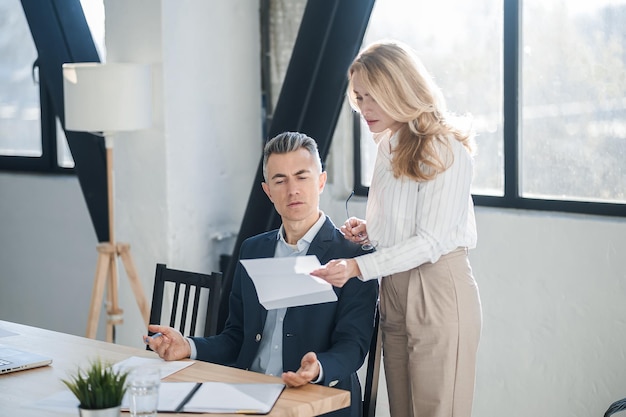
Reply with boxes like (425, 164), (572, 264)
(186, 337), (197, 359)
(311, 360), (324, 384)
(355, 254), (380, 281)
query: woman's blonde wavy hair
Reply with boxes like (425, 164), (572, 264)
(348, 40), (475, 182)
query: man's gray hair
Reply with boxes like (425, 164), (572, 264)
(262, 132), (323, 181)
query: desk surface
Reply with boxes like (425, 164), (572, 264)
(0, 320), (350, 416)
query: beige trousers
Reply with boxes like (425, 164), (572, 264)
(380, 248), (482, 417)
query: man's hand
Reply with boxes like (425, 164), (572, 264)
(281, 352), (320, 387)
(144, 324), (191, 361)
(310, 258), (361, 288)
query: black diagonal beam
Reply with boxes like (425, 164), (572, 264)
(21, 0), (109, 242)
(218, 0), (375, 330)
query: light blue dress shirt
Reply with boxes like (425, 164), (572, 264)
(187, 212), (327, 381)
(249, 212), (326, 377)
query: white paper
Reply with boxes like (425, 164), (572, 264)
(121, 381), (199, 412)
(0, 327), (18, 338)
(153, 382), (198, 412)
(240, 255), (337, 309)
(112, 356), (193, 379)
(182, 382), (285, 414)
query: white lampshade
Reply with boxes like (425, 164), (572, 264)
(63, 62), (152, 133)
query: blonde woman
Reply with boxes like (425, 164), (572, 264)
(312, 40), (482, 417)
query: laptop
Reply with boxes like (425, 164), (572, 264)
(0, 345), (52, 374)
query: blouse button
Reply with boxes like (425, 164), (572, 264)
(255, 333), (262, 342)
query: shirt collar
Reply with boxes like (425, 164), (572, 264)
(276, 211), (326, 252)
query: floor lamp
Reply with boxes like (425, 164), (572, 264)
(63, 62), (152, 342)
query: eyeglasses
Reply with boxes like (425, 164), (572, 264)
(345, 191), (377, 251)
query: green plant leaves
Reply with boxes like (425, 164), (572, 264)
(61, 358), (129, 410)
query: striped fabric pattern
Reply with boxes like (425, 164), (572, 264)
(356, 130), (477, 281)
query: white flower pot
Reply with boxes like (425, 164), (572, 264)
(78, 405), (121, 417)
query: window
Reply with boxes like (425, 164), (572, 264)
(0, 2), (42, 162)
(0, 0), (104, 173)
(355, 0), (502, 194)
(354, 0), (626, 216)
(521, 0), (626, 204)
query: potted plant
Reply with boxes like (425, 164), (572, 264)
(62, 358), (129, 417)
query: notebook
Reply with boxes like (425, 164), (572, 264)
(122, 381), (285, 414)
(0, 345), (52, 374)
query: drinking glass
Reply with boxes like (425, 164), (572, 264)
(128, 368), (160, 417)
(345, 191), (377, 251)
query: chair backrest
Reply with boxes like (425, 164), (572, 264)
(362, 307), (382, 417)
(148, 263), (223, 339)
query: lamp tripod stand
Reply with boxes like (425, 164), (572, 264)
(85, 137), (150, 342)
(62, 62), (153, 342)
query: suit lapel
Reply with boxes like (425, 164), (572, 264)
(258, 232), (278, 258)
(306, 217), (336, 264)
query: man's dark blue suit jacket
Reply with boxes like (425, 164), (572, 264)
(191, 216), (379, 417)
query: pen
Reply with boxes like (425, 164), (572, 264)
(174, 382), (202, 413)
(144, 332), (162, 344)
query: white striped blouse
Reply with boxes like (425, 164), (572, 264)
(355, 130), (477, 281)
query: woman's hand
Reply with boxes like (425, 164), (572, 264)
(340, 217), (370, 245)
(310, 258), (361, 288)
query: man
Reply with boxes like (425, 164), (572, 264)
(145, 131), (378, 417)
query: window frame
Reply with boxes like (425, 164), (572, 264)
(352, 0), (626, 218)
(0, 61), (73, 175)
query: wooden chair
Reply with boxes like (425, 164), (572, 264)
(363, 308), (382, 417)
(148, 263), (223, 341)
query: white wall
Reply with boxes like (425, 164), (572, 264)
(470, 208), (626, 417)
(0, 2), (625, 417)
(100, 0), (262, 347)
(0, 173), (97, 336)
